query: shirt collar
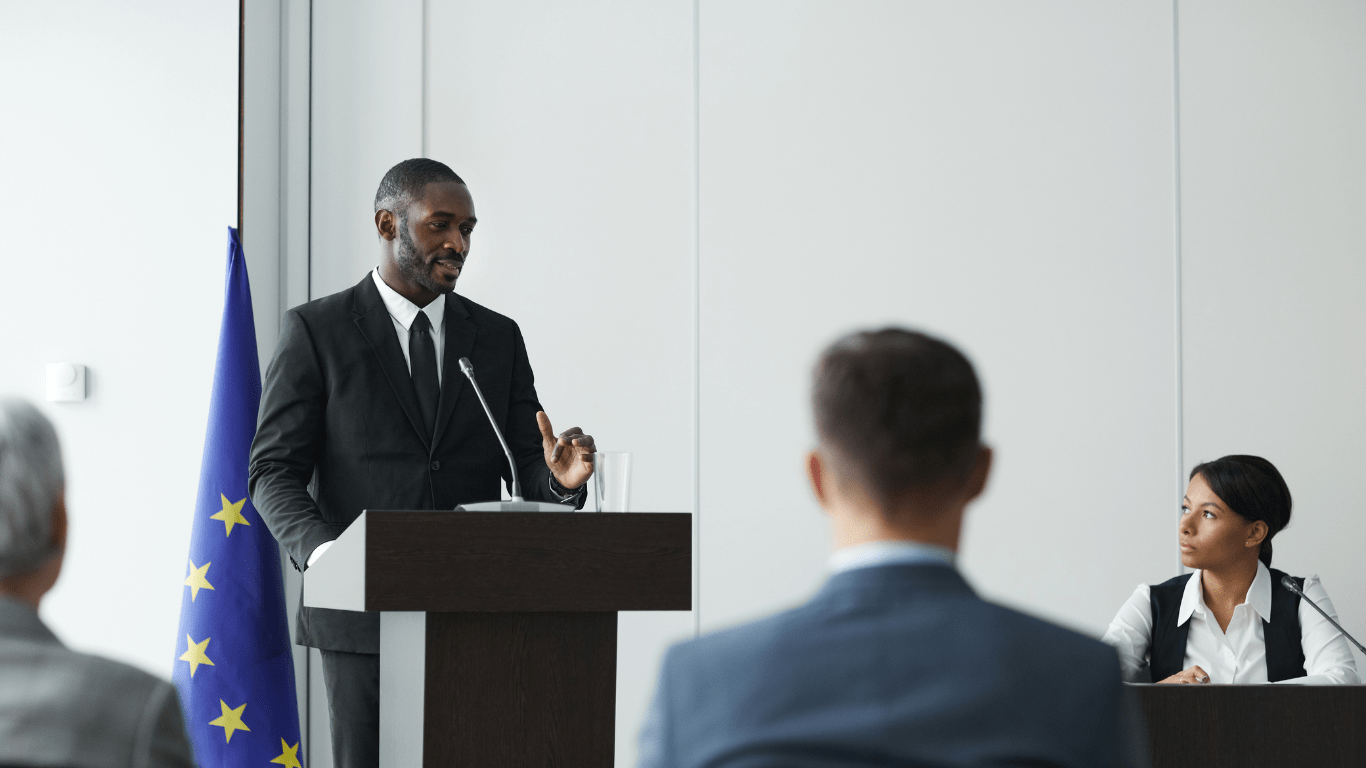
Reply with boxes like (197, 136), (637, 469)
(829, 539), (956, 575)
(371, 268), (445, 333)
(1247, 561), (1272, 621)
(1177, 561), (1273, 625)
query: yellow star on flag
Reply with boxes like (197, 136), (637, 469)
(210, 494), (250, 536)
(208, 699), (251, 743)
(270, 738), (303, 768)
(178, 634), (215, 677)
(184, 560), (215, 601)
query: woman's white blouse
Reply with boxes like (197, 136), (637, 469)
(1102, 562), (1359, 685)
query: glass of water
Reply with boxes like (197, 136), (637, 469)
(593, 452), (632, 512)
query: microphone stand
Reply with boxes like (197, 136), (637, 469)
(1281, 575), (1366, 655)
(454, 356), (574, 513)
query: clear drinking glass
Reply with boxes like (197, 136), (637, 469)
(593, 452), (632, 512)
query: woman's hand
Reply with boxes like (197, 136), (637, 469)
(1158, 665), (1211, 684)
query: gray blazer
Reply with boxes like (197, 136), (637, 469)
(0, 596), (194, 768)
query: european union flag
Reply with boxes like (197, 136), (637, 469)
(173, 227), (302, 767)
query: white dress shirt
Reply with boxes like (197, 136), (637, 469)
(370, 267), (445, 384)
(829, 540), (956, 574)
(1102, 561), (1359, 685)
(305, 270), (448, 569)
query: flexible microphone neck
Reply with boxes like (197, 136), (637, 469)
(1281, 575), (1366, 655)
(458, 356), (523, 502)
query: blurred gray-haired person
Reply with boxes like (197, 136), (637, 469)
(0, 398), (195, 768)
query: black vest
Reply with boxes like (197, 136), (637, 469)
(1148, 568), (1306, 682)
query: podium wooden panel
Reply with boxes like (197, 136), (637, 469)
(304, 510), (691, 767)
(1133, 684), (1366, 768)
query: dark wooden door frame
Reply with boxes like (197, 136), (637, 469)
(237, 0), (245, 235)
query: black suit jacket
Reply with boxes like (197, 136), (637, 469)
(248, 273), (574, 653)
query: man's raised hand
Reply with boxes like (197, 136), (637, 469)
(537, 411), (595, 490)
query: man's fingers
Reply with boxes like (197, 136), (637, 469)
(554, 427), (596, 456)
(536, 411), (556, 446)
(542, 419), (596, 464)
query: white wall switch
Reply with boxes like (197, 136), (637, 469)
(46, 363), (87, 402)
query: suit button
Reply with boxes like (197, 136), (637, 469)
(430, 461), (440, 471)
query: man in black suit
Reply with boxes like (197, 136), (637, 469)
(248, 158), (595, 768)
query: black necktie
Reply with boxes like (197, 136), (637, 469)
(409, 311), (439, 440)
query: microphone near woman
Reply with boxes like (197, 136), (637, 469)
(1279, 574), (1366, 656)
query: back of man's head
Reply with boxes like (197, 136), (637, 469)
(0, 398), (64, 580)
(812, 328), (982, 511)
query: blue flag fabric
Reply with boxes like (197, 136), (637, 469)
(173, 228), (303, 768)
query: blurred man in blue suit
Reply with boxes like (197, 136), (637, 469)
(638, 328), (1148, 768)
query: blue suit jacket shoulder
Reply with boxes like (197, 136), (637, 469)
(642, 564), (1146, 768)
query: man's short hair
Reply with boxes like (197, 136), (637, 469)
(0, 398), (64, 578)
(812, 328), (982, 507)
(374, 158), (466, 219)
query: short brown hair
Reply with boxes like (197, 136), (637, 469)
(812, 328), (982, 506)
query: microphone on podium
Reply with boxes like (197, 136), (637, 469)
(1281, 575), (1366, 655)
(454, 356), (574, 513)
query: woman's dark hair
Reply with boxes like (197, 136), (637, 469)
(1189, 455), (1291, 567)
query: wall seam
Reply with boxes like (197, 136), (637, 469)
(307, 0), (313, 306)
(305, 1), (314, 763)
(1171, 0), (1186, 577)
(274, 0), (305, 754)
(238, 0), (246, 234)
(421, 0), (429, 157)
(691, 0), (702, 638)
(278, 0), (290, 325)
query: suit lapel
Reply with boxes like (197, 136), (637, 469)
(352, 275), (430, 451)
(431, 293), (476, 449)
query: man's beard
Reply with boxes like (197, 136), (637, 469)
(396, 219), (456, 294)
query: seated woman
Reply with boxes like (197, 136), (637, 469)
(1104, 455), (1358, 684)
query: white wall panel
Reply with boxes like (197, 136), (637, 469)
(0, 1), (239, 676)
(698, 0), (1179, 638)
(425, 3), (695, 764)
(1179, 0), (1366, 670)
(243, 0), (283, 362)
(310, 0), (424, 298)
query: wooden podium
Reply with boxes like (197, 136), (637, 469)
(303, 510), (692, 767)
(1133, 684), (1366, 767)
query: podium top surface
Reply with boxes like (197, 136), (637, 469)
(304, 510), (692, 613)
